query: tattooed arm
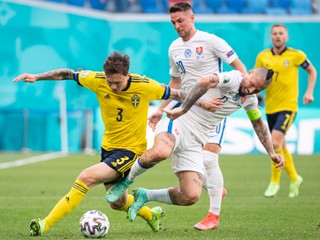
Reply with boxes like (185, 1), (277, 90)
(251, 117), (284, 169)
(13, 68), (75, 83)
(164, 74), (221, 119)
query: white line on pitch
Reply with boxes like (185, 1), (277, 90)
(0, 152), (67, 170)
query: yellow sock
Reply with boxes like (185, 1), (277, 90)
(283, 148), (298, 181)
(117, 194), (152, 222)
(43, 179), (89, 232)
(270, 147), (284, 184)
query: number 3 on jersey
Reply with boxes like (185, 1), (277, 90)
(117, 108), (123, 121)
(176, 61), (186, 74)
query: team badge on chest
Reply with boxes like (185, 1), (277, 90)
(184, 49), (192, 58)
(131, 94), (140, 108)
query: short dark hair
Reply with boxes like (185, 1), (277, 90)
(169, 2), (192, 14)
(103, 51), (130, 76)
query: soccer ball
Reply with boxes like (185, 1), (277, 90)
(79, 210), (110, 238)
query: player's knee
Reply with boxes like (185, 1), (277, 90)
(272, 140), (281, 149)
(78, 170), (93, 187)
(141, 148), (170, 167)
(151, 147), (171, 161)
(184, 195), (200, 205)
(179, 193), (200, 206)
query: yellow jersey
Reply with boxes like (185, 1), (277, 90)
(75, 71), (170, 155)
(255, 47), (307, 114)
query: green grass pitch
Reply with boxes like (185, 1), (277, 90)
(0, 152), (319, 239)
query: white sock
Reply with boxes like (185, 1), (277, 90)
(147, 188), (173, 204)
(127, 158), (148, 182)
(203, 150), (223, 215)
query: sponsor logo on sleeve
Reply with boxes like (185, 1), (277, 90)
(226, 50), (235, 58)
(80, 70), (90, 78)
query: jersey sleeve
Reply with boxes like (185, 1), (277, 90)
(209, 34), (238, 65)
(168, 44), (181, 78)
(74, 70), (101, 92)
(295, 50), (307, 67)
(244, 95), (259, 112)
(147, 79), (171, 100)
(254, 52), (263, 68)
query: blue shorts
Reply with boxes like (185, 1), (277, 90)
(100, 148), (139, 182)
(266, 111), (296, 134)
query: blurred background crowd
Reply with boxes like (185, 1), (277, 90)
(43, 0), (319, 15)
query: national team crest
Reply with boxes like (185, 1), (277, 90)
(196, 46), (203, 56)
(283, 60), (290, 69)
(131, 94), (140, 108)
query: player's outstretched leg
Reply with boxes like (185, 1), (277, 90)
(289, 175), (303, 198)
(146, 206), (165, 232)
(128, 188), (149, 222)
(29, 218), (46, 236)
(106, 177), (133, 203)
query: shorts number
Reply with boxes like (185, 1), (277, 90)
(215, 122), (221, 134)
(281, 113), (291, 131)
(116, 156), (129, 165)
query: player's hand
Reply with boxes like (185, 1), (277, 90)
(200, 98), (224, 112)
(163, 107), (185, 120)
(148, 110), (163, 131)
(303, 92), (314, 105)
(13, 73), (37, 83)
(270, 153), (285, 170)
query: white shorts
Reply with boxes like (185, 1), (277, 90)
(154, 113), (206, 175)
(207, 117), (228, 146)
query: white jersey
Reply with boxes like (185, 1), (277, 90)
(182, 70), (259, 144)
(156, 70), (259, 174)
(169, 30), (238, 90)
(168, 30), (239, 136)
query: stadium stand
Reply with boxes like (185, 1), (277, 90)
(139, 0), (166, 13)
(242, 0), (268, 14)
(67, 0), (85, 7)
(205, 0), (223, 13)
(89, 0), (108, 10)
(43, 0), (314, 15)
(216, 0), (245, 14)
(290, 0), (312, 15)
(265, 0), (290, 15)
(192, 0), (213, 14)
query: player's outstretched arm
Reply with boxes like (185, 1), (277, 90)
(148, 76), (182, 130)
(164, 74), (220, 120)
(13, 68), (75, 83)
(250, 117), (284, 169)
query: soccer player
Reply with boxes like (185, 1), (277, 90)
(13, 51), (213, 236)
(107, 67), (284, 226)
(255, 24), (317, 198)
(107, 2), (247, 230)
